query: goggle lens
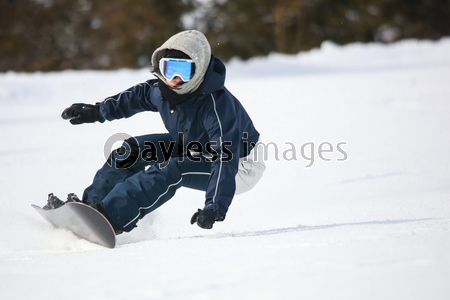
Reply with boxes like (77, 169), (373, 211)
(159, 58), (195, 82)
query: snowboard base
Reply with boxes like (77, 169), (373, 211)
(32, 202), (116, 248)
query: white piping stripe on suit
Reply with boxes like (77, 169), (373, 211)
(211, 94), (224, 205)
(104, 82), (152, 103)
(123, 171), (211, 229)
(104, 90), (132, 103)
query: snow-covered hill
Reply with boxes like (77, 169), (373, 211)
(1, 38), (449, 299)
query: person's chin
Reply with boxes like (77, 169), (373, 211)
(171, 84), (184, 89)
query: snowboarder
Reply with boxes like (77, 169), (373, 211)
(46, 30), (265, 233)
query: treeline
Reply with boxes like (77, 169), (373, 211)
(1, 0), (449, 72)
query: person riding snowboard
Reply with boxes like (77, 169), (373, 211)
(45, 30), (265, 233)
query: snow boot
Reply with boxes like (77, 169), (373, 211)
(43, 193), (65, 210)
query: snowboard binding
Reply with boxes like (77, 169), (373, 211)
(42, 193), (65, 210)
(43, 193), (83, 210)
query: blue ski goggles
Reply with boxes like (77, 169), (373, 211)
(159, 58), (196, 82)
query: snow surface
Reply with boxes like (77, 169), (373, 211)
(1, 39), (450, 299)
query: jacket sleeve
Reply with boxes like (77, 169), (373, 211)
(201, 91), (241, 216)
(99, 80), (159, 121)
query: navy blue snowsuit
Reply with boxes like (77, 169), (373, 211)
(82, 56), (260, 232)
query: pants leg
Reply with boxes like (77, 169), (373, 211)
(235, 142), (266, 195)
(82, 133), (173, 204)
(101, 156), (212, 232)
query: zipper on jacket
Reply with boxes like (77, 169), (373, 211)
(184, 128), (188, 146)
(177, 128), (188, 158)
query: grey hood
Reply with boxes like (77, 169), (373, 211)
(151, 30), (211, 95)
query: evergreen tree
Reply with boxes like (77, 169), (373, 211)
(1, 0), (449, 71)
(0, 0), (194, 71)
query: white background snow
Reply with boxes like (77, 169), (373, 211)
(1, 39), (449, 299)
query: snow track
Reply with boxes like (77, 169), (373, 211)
(1, 39), (450, 299)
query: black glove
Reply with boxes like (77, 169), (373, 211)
(61, 103), (104, 125)
(190, 209), (225, 229)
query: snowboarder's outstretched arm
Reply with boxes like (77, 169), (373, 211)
(61, 80), (159, 125)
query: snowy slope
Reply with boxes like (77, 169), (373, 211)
(1, 39), (450, 300)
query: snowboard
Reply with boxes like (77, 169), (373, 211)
(32, 202), (116, 248)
